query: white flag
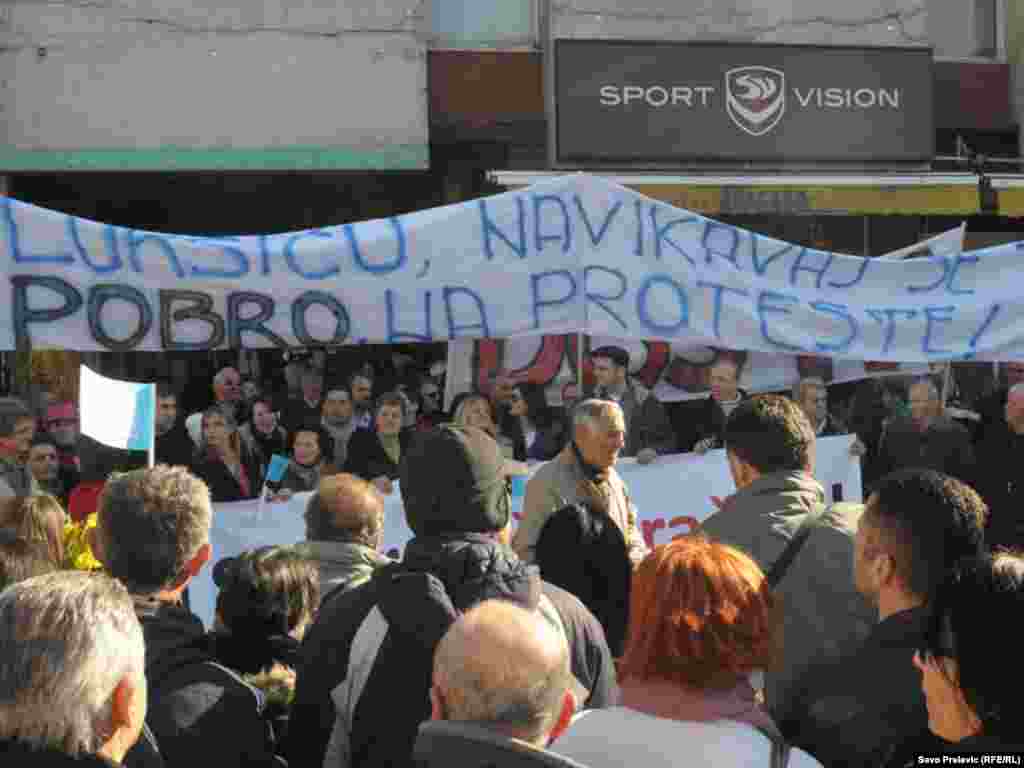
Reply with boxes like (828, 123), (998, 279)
(79, 366), (155, 453)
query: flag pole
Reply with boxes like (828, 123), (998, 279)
(147, 382), (156, 468)
(940, 363), (954, 409)
(576, 333), (584, 394)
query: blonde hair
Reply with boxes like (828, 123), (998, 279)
(5, 494), (65, 566)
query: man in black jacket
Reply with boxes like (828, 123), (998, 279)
(975, 383), (1024, 551)
(286, 425), (618, 768)
(787, 469), (987, 767)
(91, 465), (280, 767)
(154, 382), (195, 468)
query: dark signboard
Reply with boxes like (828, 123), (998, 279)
(552, 40), (934, 166)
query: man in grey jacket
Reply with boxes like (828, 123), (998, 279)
(699, 394), (875, 727)
(0, 398), (37, 498)
(298, 472), (394, 604)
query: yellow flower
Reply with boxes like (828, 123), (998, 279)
(63, 513), (102, 572)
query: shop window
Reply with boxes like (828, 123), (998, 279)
(429, 0), (536, 48)
(973, 0), (998, 58)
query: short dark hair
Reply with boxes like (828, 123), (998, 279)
(867, 469), (987, 600)
(724, 395), (814, 474)
(921, 553), (1024, 737)
(287, 424), (333, 462)
(0, 397), (32, 438)
(29, 432), (58, 451)
(155, 381), (178, 402)
(591, 345), (630, 369)
(0, 538), (59, 591)
(375, 392), (406, 419)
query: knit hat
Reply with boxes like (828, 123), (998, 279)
(400, 425), (510, 537)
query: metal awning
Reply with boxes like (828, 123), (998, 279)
(488, 171), (1024, 216)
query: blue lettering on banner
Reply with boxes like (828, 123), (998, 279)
(443, 286), (491, 338)
(945, 251), (978, 296)
(189, 237), (250, 279)
(2, 201), (74, 265)
(584, 265), (628, 331)
(810, 301), (859, 353)
(87, 284), (153, 351)
(922, 305), (956, 356)
(285, 230), (337, 280)
(827, 256), (871, 290)
(10, 275), (84, 349)
(701, 222), (740, 269)
(480, 197), (527, 260)
(532, 195), (572, 254)
(67, 218), (122, 274)
(963, 304), (1002, 359)
(649, 205), (697, 267)
(530, 270), (577, 331)
(866, 308), (918, 355)
(573, 195), (622, 247)
(749, 236), (793, 277)
(346, 218), (408, 274)
(159, 290), (226, 351)
(905, 254), (948, 294)
(790, 248), (836, 291)
(292, 290), (350, 346)
(259, 234), (272, 276)
(386, 288), (433, 342)
(126, 231), (185, 278)
(634, 200), (644, 257)
(697, 280), (748, 340)
(227, 292), (286, 348)
(757, 290), (803, 352)
(637, 274), (689, 335)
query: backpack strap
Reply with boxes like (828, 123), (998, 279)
(766, 503), (825, 589)
(751, 724), (792, 768)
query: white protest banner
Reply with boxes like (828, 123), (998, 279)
(190, 436), (860, 628)
(3, 175), (1022, 360)
(879, 224), (965, 260)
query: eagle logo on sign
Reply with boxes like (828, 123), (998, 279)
(725, 66), (786, 137)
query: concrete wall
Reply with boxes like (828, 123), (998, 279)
(0, 0), (427, 164)
(549, 0), (927, 45)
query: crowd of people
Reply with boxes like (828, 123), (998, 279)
(1, 347), (1023, 767)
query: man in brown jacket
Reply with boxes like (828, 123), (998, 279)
(513, 399), (648, 566)
(699, 395), (875, 728)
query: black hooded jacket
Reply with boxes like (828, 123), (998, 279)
(285, 535), (618, 768)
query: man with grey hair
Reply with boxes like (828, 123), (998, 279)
(417, 600), (577, 760)
(0, 396), (37, 498)
(514, 399), (648, 566)
(298, 472), (394, 603)
(90, 465), (279, 767)
(976, 381), (1024, 550)
(792, 376), (866, 458)
(282, 365), (325, 432)
(875, 377), (975, 486)
(0, 571), (147, 766)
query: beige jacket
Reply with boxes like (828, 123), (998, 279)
(512, 445), (649, 566)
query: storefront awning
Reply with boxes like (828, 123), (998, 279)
(489, 172), (1024, 217)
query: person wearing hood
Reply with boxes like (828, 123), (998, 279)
(89, 465), (279, 767)
(699, 395), (875, 729)
(296, 473), (394, 603)
(286, 425), (618, 768)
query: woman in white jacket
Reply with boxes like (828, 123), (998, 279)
(552, 535), (822, 768)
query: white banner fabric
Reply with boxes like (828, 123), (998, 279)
(3, 174), (1022, 360)
(190, 435), (861, 627)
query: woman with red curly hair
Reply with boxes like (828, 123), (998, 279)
(552, 535), (822, 768)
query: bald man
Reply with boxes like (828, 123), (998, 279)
(428, 600), (577, 749)
(976, 382), (1024, 550)
(875, 378), (975, 488)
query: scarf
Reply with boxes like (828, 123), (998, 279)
(570, 440), (612, 515)
(619, 677), (781, 741)
(380, 433), (401, 466)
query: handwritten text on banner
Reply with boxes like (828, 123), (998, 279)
(2, 174), (1022, 360)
